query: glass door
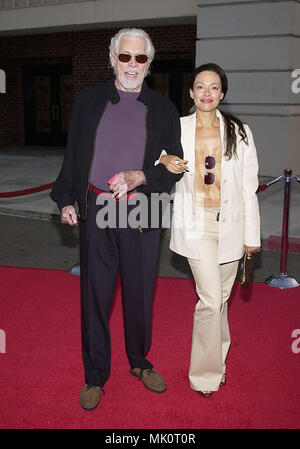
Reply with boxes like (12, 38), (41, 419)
(148, 59), (194, 116)
(23, 63), (72, 146)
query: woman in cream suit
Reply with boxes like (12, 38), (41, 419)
(160, 63), (261, 397)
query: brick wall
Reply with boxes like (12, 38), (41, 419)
(0, 24), (196, 148)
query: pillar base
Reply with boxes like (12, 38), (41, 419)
(69, 263), (80, 276)
(265, 273), (299, 289)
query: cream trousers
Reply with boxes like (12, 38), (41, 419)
(187, 207), (239, 391)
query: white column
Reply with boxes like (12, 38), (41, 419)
(195, 0), (300, 176)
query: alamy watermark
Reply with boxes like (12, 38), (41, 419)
(0, 329), (6, 354)
(0, 69), (6, 94)
(291, 69), (300, 94)
(94, 191), (202, 233)
(291, 329), (300, 354)
(95, 191), (173, 230)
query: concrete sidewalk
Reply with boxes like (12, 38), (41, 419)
(0, 146), (300, 247)
(0, 146), (300, 283)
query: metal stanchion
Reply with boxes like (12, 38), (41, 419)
(69, 263), (80, 276)
(265, 168), (299, 289)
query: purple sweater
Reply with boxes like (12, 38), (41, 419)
(90, 89), (147, 191)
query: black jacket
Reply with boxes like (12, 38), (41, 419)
(50, 79), (183, 219)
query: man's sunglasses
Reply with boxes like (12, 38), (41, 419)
(117, 53), (149, 64)
(204, 156), (215, 185)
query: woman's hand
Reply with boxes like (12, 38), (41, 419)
(160, 155), (189, 174)
(244, 245), (261, 256)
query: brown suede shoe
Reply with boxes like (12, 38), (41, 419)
(130, 368), (167, 393)
(79, 384), (104, 411)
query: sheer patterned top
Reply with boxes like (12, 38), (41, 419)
(193, 121), (222, 209)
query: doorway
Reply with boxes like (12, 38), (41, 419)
(23, 63), (72, 146)
(148, 59), (194, 116)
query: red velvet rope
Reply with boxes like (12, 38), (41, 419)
(257, 184), (268, 192)
(0, 182), (54, 198)
(0, 177), (297, 199)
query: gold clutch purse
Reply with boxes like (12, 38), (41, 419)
(239, 253), (253, 288)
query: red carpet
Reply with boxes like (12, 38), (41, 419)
(0, 265), (299, 429)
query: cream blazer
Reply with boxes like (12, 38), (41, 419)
(169, 110), (261, 264)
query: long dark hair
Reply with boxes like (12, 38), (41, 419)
(189, 63), (248, 159)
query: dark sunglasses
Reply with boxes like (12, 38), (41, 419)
(204, 156), (215, 185)
(117, 53), (149, 64)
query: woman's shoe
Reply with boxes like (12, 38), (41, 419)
(198, 390), (212, 397)
(198, 375), (225, 396)
(220, 374), (226, 387)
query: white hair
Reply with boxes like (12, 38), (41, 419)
(109, 28), (155, 60)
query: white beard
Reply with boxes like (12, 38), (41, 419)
(118, 76), (142, 91)
(114, 65), (147, 91)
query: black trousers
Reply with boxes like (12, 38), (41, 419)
(79, 191), (161, 387)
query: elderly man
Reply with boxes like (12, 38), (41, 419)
(51, 28), (183, 411)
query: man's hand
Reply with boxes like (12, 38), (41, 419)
(61, 205), (78, 226)
(109, 170), (146, 199)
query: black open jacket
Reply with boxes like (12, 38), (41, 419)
(50, 79), (183, 220)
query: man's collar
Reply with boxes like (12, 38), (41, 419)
(108, 78), (152, 105)
(137, 80), (153, 105)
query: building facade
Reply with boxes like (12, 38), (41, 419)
(0, 0), (299, 175)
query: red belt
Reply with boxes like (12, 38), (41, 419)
(89, 184), (138, 200)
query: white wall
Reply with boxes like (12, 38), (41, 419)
(0, 0), (197, 35)
(196, 0), (300, 176)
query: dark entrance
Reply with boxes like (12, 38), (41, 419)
(23, 63), (72, 146)
(148, 59), (194, 116)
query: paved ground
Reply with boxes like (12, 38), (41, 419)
(1, 213), (300, 284)
(0, 146), (300, 285)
